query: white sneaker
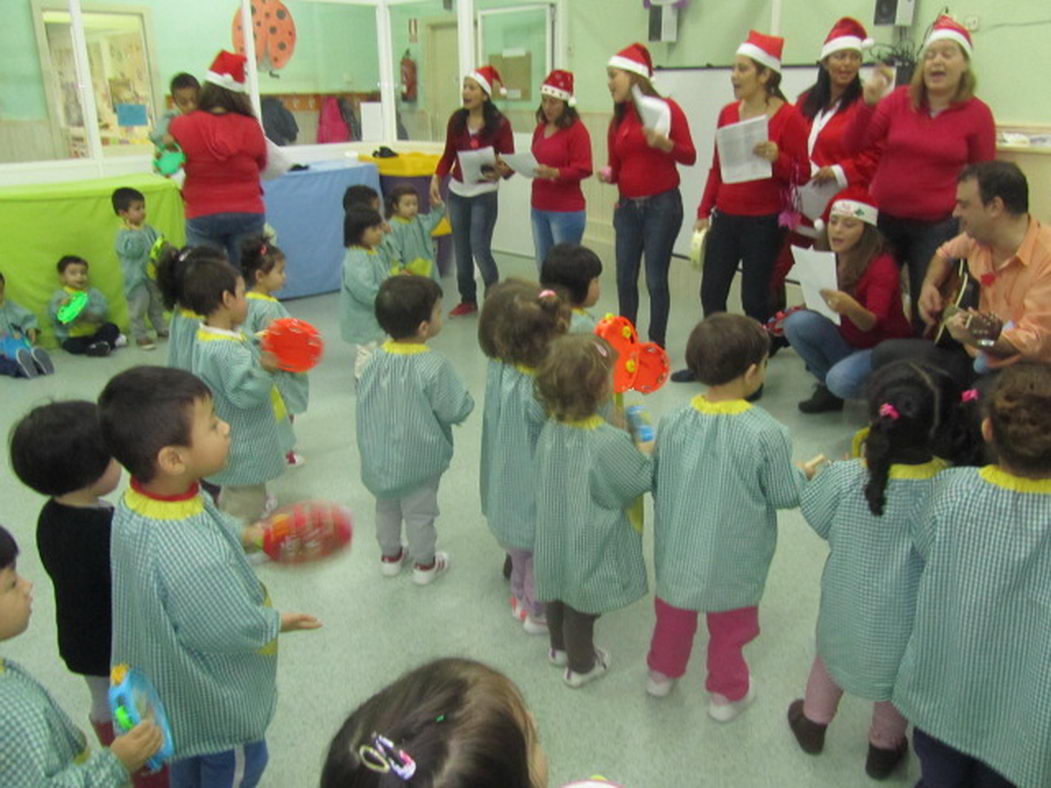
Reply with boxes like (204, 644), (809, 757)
(286, 452), (307, 468)
(114, 333), (128, 348)
(260, 493), (278, 519)
(412, 551), (450, 585)
(522, 614), (548, 635)
(707, 680), (756, 722)
(548, 648), (567, 667)
(646, 669), (676, 698)
(380, 548), (410, 577)
(563, 647), (611, 688)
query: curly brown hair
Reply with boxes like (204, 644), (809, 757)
(685, 313), (770, 386)
(478, 279), (570, 367)
(987, 363), (1051, 475)
(535, 334), (615, 422)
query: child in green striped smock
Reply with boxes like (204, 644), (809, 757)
(341, 206), (391, 380)
(540, 242), (603, 334)
(647, 314), (812, 721)
(479, 280), (570, 634)
(98, 367), (319, 784)
(533, 333), (653, 688)
(240, 237), (310, 468)
(787, 361), (970, 780)
(893, 364), (1051, 788)
(356, 275), (474, 584)
(385, 184), (447, 280)
(156, 245), (227, 371)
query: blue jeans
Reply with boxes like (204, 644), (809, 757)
(447, 191), (499, 304)
(531, 208), (586, 269)
(185, 212), (266, 268)
(913, 728), (1014, 788)
(783, 309), (873, 400)
(613, 188), (683, 347)
(170, 740), (268, 788)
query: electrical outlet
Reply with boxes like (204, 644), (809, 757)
(963, 15), (980, 32)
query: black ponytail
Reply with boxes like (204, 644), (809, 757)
(239, 234), (283, 286)
(156, 245), (228, 310)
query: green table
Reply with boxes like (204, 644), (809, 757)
(0, 173), (185, 347)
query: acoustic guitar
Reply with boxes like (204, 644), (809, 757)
(928, 260), (1003, 348)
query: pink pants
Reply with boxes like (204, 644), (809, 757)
(506, 548), (543, 619)
(803, 656), (908, 749)
(647, 597), (759, 701)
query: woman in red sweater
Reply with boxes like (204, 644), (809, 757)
(430, 66), (514, 317)
(170, 51), (267, 268)
(846, 15), (995, 329)
(530, 70), (592, 269)
(600, 43), (695, 349)
(783, 188), (911, 413)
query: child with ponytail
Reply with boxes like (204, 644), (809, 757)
(155, 245), (225, 371)
(788, 360), (966, 780)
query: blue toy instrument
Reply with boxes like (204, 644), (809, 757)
(109, 664), (174, 772)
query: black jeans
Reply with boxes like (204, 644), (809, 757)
(701, 211), (784, 325)
(877, 213), (958, 333)
(546, 601), (599, 674)
(61, 323), (120, 354)
(613, 188), (683, 347)
(871, 338), (977, 387)
(913, 728), (1015, 787)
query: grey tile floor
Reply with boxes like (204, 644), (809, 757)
(1, 252), (915, 787)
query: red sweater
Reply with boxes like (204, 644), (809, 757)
(698, 102), (808, 219)
(607, 100), (695, 199)
(170, 111), (267, 219)
(530, 120), (592, 212)
(435, 112), (515, 182)
(796, 94), (878, 187)
(839, 252), (911, 348)
(845, 86), (995, 221)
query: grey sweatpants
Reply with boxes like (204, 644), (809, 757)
(127, 280), (167, 340)
(375, 475), (440, 565)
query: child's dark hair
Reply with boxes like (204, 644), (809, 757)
(9, 401), (112, 497)
(170, 72), (200, 93)
(375, 275), (442, 339)
(155, 245), (230, 310)
(98, 366), (212, 483)
(684, 313), (769, 385)
(478, 279), (569, 367)
(863, 361), (963, 516)
(240, 235), (284, 285)
(540, 243), (602, 306)
(0, 525), (17, 571)
(536, 334), (614, 421)
(0, 271), (5, 285)
(320, 658), (538, 788)
(111, 187), (145, 215)
(345, 207), (384, 248)
(986, 363), (1051, 475)
(343, 184), (381, 212)
(385, 185), (420, 219)
(57, 255), (87, 274)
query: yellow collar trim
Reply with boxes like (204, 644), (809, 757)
(573, 307), (588, 316)
(246, 292), (278, 302)
(513, 363), (536, 377)
(562, 415), (604, 430)
(124, 486), (205, 521)
(179, 308), (202, 320)
(0, 659), (5, 674)
(691, 395), (751, 415)
(383, 340), (429, 355)
(980, 465), (1051, 494)
(197, 326), (245, 343)
(887, 458), (948, 480)
(392, 216), (413, 224)
(63, 286), (86, 295)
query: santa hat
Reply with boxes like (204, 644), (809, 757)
(737, 30), (784, 73)
(540, 70), (576, 107)
(820, 17), (874, 60)
(815, 186), (879, 232)
(608, 43), (653, 80)
(468, 65), (507, 97)
(205, 51), (247, 94)
(924, 14), (973, 58)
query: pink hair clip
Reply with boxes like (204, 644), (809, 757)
(878, 403), (900, 420)
(961, 388), (979, 403)
(538, 289), (556, 299)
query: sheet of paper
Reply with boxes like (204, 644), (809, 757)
(631, 84), (671, 135)
(716, 116), (771, 184)
(797, 178), (841, 222)
(501, 151), (539, 178)
(261, 138), (293, 181)
(457, 147), (497, 185)
(359, 102), (384, 142)
(790, 246), (840, 325)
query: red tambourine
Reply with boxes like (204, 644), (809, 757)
(633, 342), (669, 393)
(261, 317), (324, 373)
(594, 314), (639, 394)
(260, 501), (352, 564)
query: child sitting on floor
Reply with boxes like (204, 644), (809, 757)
(48, 255), (123, 357)
(0, 270), (53, 378)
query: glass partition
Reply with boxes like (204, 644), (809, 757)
(388, 0), (459, 142)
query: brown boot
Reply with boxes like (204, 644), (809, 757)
(865, 738), (909, 780)
(787, 699), (827, 754)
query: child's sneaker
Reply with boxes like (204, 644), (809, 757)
(510, 595), (524, 621)
(380, 548), (410, 577)
(13, 348), (38, 378)
(286, 451), (307, 468)
(114, 334), (128, 348)
(261, 493), (278, 519)
(412, 551), (450, 585)
(157, 330), (170, 339)
(708, 680), (756, 722)
(522, 614), (548, 635)
(548, 648), (568, 667)
(563, 648), (611, 689)
(86, 341), (111, 357)
(30, 348), (54, 375)
(448, 301), (478, 317)
(646, 669), (676, 698)
(136, 337), (156, 350)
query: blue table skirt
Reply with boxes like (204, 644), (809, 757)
(263, 160), (380, 299)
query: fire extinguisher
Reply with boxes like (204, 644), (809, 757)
(400, 50), (418, 102)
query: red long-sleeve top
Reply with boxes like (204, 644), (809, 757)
(607, 100), (695, 199)
(698, 101), (809, 219)
(434, 112), (515, 183)
(844, 86), (995, 222)
(530, 120), (593, 212)
(170, 111), (266, 219)
(838, 251), (912, 348)
(796, 93), (878, 188)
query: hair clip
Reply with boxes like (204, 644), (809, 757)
(538, 289), (556, 299)
(961, 388), (979, 403)
(878, 403), (900, 421)
(358, 734), (416, 780)
(593, 341), (609, 358)
(177, 248), (191, 262)
(260, 243), (269, 255)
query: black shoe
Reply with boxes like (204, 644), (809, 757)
(502, 553), (512, 581)
(745, 384), (764, 403)
(13, 348), (38, 378)
(787, 699), (827, 754)
(670, 368), (696, 383)
(86, 341), (111, 357)
(767, 335), (790, 358)
(798, 384), (843, 414)
(865, 739), (908, 780)
(30, 347), (54, 375)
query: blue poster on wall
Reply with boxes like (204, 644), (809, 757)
(116, 103), (148, 127)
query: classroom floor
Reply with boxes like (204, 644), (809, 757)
(0, 252), (919, 787)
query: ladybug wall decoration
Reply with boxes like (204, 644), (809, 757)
(233, 0), (297, 71)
